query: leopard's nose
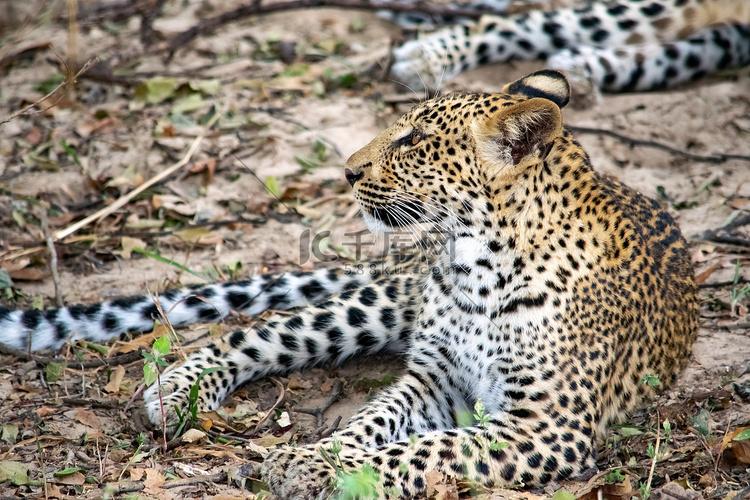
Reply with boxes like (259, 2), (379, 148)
(345, 168), (364, 187)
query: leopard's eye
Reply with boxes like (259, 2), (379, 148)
(396, 130), (423, 148)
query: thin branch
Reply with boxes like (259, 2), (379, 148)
(567, 125), (750, 164)
(296, 379), (343, 428)
(720, 322), (750, 330)
(0, 343), (149, 368)
(318, 415), (342, 438)
(254, 378), (286, 433)
(699, 278), (750, 289)
(699, 214), (750, 248)
(85, 0), (490, 76)
(55, 112), (221, 240)
(161, 471), (227, 489)
(704, 236), (750, 248)
(140, 0), (168, 46)
(61, 397), (120, 409)
(39, 207), (63, 308)
(0, 57), (97, 125)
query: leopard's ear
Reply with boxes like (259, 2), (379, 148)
(502, 70), (570, 109)
(473, 97), (563, 169)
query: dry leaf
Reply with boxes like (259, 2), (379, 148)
(7, 267), (49, 281)
(152, 194), (196, 216)
(75, 407), (101, 430)
(56, 471), (85, 485)
(295, 205), (322, 219)
(109, 324), (168, 354)
(119, 236), (146, 260)
(287, 373), (312, 390)
(143, 467), (166, 494)
(173, 227), (222, 245)
(718, 427), (750, 466)
(579, 478), (633, 500)
(695, 263), (721, 285)
(103, 365), (126, 393)
(650, 481), (703, 499)
(181, 428), (207, 443)
(0, 379), (14, 400)
(47, 483), (64, 499)
(425, 470), (446, 497)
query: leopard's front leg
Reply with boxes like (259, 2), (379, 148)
(261, 366), (466, 499)
(261, 359), (598, 498)
(143, 274), (418, 430)
(262, 415), (597, 499)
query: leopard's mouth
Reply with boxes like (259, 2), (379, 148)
(357, 197), (426, 232)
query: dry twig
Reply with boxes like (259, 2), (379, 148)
(38, 207), (63, 308)
(0, 342), (150, 369)
(55, 112), (221, 240)
(0, 57), (97, 126)
(698, 214), (750, 248)
(699, 278), (750, 289)
(296, 379), (343, 428)
(568, 125), (750, 164)
(140, 0), (168, 46)
(254, 377), (286, 432)
(83, 0), (491, 79)
(161, 471), (227, 488)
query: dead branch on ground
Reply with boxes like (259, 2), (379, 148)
(567, 126), (750, 164)
(0, 343), (149, 368)
(699, 213), (750, 248)
(55, 112), (220, 240)
(82, 0), (491, 81)
(0, 57), (97, 126)
(38, 207), (63, 308)
(297, 379), (343, 428)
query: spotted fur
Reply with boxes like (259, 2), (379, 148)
(0, 265), (383, 351)
(390, 0), (750, 93)
(257, 70), (698, 498)
(0, 70), (698, 499)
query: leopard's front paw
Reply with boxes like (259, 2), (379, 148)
(142, 366), (209, 432)
(261, 447), (336, 500)
(391, 41), (440, 91)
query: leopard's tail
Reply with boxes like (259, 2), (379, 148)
(0, 267), (370, 352)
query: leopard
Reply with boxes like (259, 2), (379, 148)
(0, 70), (699, 499)
(389, 0), (750, 96)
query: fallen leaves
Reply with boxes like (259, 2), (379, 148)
(719, 427), (750, 466)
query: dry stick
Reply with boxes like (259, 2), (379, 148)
(699, 278), (750, 289)
(55, 112), (220, 240)
(699, 213), (750, 248)
(38, 207), (63, 308)
(297, 379), (343, 428)
(254, 378), (286, 433)
(0, 57), (97, 126)
(0, 342), (150, 369)
(140, 0), (169, 46)
(319, 415), (342, 438)
(644, 413), (661, 498)
(568, 125), (750, 164)
(85, 0), (489, 75)
(161, 471), (227, 489)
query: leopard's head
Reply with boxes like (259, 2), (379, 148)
(346, 70), (571, 234)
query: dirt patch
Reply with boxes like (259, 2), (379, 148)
(1, 2), (750, 499)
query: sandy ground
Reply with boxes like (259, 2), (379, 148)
(1, 2), (750, 499)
